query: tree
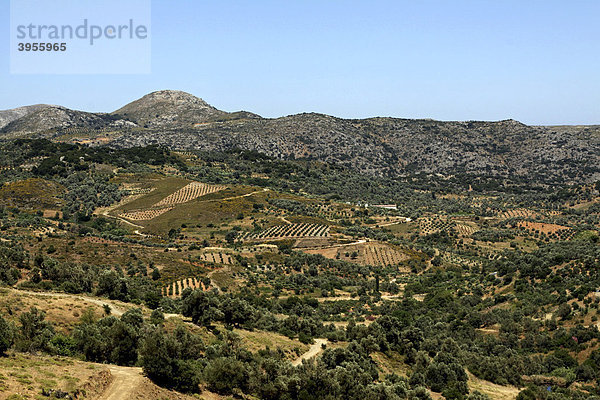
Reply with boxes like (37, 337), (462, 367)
(181, 290), (223, 326)
(467, 391), (491, 400)
(106, 320), (139, 366)
(225, 231), (237, 244)
(150, 309), (165, 326)
(203, 357), (249, 395)
(17, 307), (55, 353)
(140, 328), (202, 393)
(556, 303), (572, 320)
(0, 315), (14, 355)
(140, 328), (177, 386)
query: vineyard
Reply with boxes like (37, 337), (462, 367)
(453, 221), (479, 236)
(242, 223), (330, 241)
(119, 207), (173, 221)
(162, 276), (208, 297)
(118, 181), (225, 221)
(498, 209), (538, 220)
(196, 252), (234, 264)
(305, 241), (409, 268)
(154, 182), (226, 207)
(360, 244), (409, 267)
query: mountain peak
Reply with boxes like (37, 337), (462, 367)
(113, 90), (226, 128)
(141, 90), (211, 106)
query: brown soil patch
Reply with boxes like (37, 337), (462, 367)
(305, 241), (410, 268)
(517, 221), (570, 234)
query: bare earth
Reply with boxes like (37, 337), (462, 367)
(292, 338), (328, 366)
(98, 366), (143, 400)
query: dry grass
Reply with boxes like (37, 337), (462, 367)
(467, 372), (520, 400)
(233, 328), (308, 360)
(0, 289), (106, 333)
(0, 178), (64, 209)
(0, 352), (101, 399)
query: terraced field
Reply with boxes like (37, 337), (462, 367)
(314, 205), (354, 220)
(440, 251), (482, 269)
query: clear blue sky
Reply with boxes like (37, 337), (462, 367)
(1, 0), (599, 124)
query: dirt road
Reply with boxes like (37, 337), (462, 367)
(98, 366), (144, 400)
(292, 338), (328, 366)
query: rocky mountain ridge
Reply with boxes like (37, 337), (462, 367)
(1, 90), (598, 184)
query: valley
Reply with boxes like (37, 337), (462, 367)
(0, 98), (598, 400)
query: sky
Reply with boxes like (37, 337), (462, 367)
(1, 0), (599, 125)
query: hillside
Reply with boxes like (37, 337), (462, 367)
(0, 139), (599, 399)
(0, 105), (129, 139)
(112, 90), (230, 128)
(1, 90), (599, 184)
(0, 104), (52, 130)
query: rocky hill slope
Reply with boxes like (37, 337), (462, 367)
(0, 104), (52, 130)
(1, 90), (598, 184)
(112, 90), (230, 128)
(0, 105), (132, 139)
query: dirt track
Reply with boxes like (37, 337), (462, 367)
(292, 338), (328, 366)
(98, 366), (144, 400)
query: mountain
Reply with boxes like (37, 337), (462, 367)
(1, 90), (599, 184)
(0, 104), (52, 130)
(0, 106), (133, 138)
(112, 112), (600, 184)
(112, 90), (258, 128)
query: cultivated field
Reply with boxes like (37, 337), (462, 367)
(119, 207), (173, 220)
(517, 220), (572, 235)
(242, 223), (330, 241)
(163, 276), (207, 297)
(305, 241), (410, 268)
(498, 209), (538, 220)
(118, 182), (226, 222)
(454, 221), (480, 236)
(154, 182), (226, 207)
(419, 217), (455, 235)
(196, 252), (234, 264)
